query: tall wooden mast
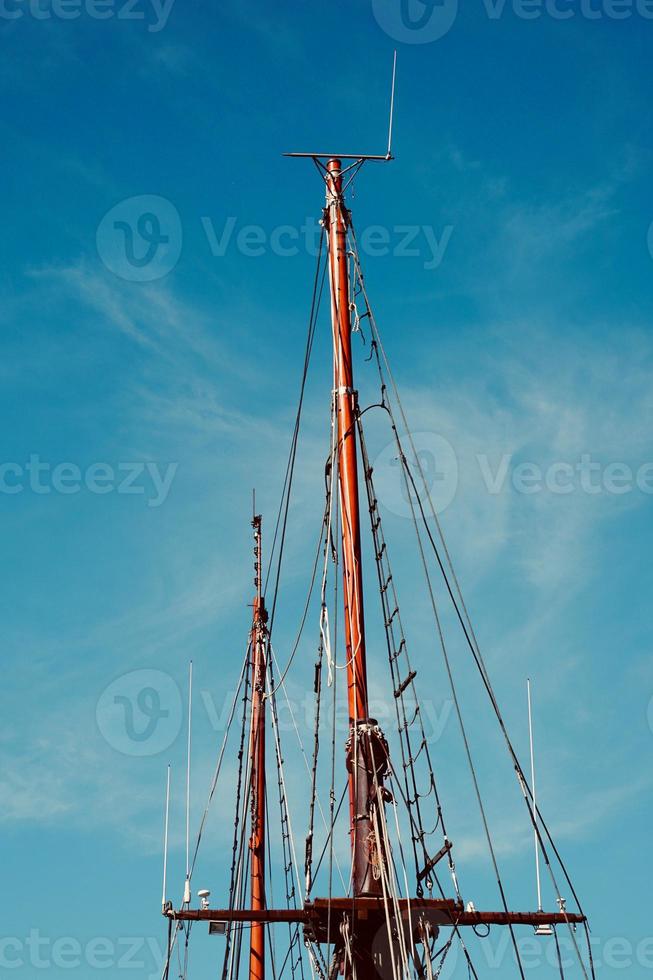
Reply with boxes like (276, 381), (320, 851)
(324, 159), (389, 911)
(249, 514), (268, 980)
(325, 158), (369, 724)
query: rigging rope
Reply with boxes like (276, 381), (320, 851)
(345, 220), (595, 980)
(349, 223), (592, 939)
(222, 650), (252, 980)
(306, 388), (339, 894)
(266, 229), (327, 635)
(366, 334), (529, 978)
(357, 411), (459, 902)
(270, 643), (348, 892)
(190, 644), (250, 879)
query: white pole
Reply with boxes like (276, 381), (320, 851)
(184, 661), (193, 905)
(387, 50), (397, 158)
(162, 764), (171, 910)
(527, 678), (543, 911)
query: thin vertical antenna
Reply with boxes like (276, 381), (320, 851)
(184, 660), (193, 905)
(527, 678), (543, 912)
(386, 50), (397, 159)
(162, 764), (171, 910)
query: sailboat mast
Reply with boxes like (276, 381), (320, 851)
(325, 158), (369, 720)
(162, 145), (591, 979)
(249, 515), (268, 980)
(324, 159), (387, 903)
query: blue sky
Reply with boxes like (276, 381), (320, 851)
(1, 1), (652, 978)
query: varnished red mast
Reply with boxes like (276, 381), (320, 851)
(249, 515), (268, 980)
(325, 159), (369, 723)
(326, 160), (368, 724)
(325, 159), (389, 913)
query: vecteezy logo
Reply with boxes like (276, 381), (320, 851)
(96, 669), (183, 756)
(373, 431), (458, 518)
(96, 195), (182, 282)
(371, 0), (458, 43)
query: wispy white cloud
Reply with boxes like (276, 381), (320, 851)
(393, 321), (653, 594)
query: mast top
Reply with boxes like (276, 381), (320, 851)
(283, 52), (397, 165)
(252, 510), (263, 609)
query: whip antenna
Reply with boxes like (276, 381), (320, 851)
(161, 764), (171, 910)
(183, 661), (193, 906)
(387, 50), (397, 159)
(284, 52), (397, 162)
(528, 679), (553, 935)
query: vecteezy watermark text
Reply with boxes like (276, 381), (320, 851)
(373, 433), (653, 518)
(97, 668), (454, 756)
(201, 216), (454, 270)
(478, 453), (653, 496)
(372, 0), (653, 44)
(96, 195), (454, 282)
(0, 0), (175, 31)
(405, 927), (653, 977)
(0, 931), (164, 976)
(0, 456), (178, 507)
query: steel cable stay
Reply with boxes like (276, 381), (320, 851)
(346, 221), (594, 978)
(348, 549), (479, 980)
(213, 225), (332, 980)
(353, 424), (449, 859)
(395, 441), (594, 974)
(220, 657), (252, 980)
(265, 384), (342, 712)
(306, 782), (347, 886)
(553, 925), (567, 980)
(356, 411), (459, 905)
(324, 402), (455, 968)
(325, 485), (340, 976)
(384, 757), (483, 980)
(398, 475), (527, 980)
(268, 647), (341, 980)
(348, 232), (542, 977)
(395, 447), (593, 979)
(269, 641), (348, 896)
(264, 789), (278, 980)
(267, 655), (308, 980)
(265, 761), (303, 980)
(266, 670), (329, 980)
(350, 221), (590, 906)
(309, 439), (482, 980)
(179, 920), (192, 980)
(377, 378), (577, 978)
(160, 917), (180, 980)
(305, 411), (336, 895)
(265, 229), (327, 634)
(264, 475), (333, 703)
(228, 755), (254, 980)
(369, 724), (475, 980)
(189, 643), (251, 880)
(368, 746), (414, 980)
(306, 388), (341, 901)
